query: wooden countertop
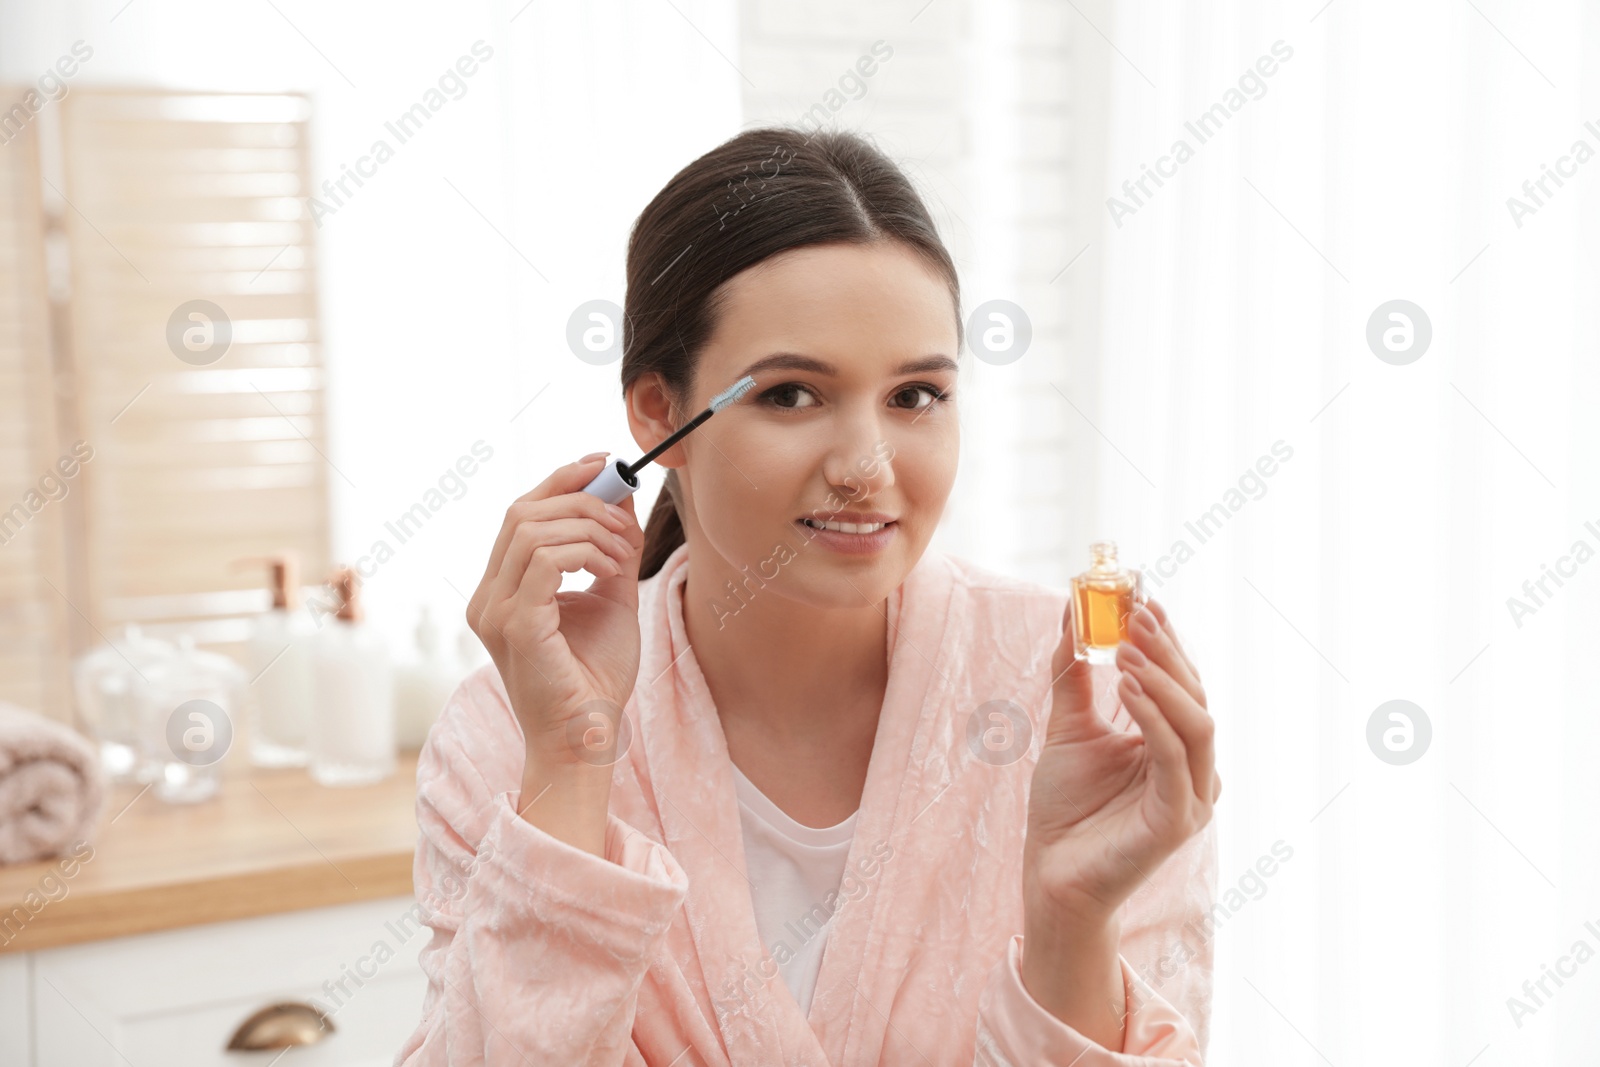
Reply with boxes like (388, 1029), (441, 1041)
(0, 752), (420, 954)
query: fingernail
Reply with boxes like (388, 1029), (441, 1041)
(1123, 672), (1145, 698)
(1119, 642), (1147, 668)
(604, 503), (628, 523)
(581, 451), (609, 463)
(1136, 608), (1158, 632)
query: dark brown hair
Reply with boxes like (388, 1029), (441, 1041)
(620, 126), (962, 580)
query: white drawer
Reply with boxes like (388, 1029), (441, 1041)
(31, 895), (428, 1067)
(1, 953), (29, 1064)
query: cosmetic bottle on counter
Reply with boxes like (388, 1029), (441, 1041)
(238, 553), (314, 768)
(142, 634), (246, 804)
(1070, 540), (1146, 664)
(308, 567), (395, 786)
(72, 625), (177, 784)
(394, 606), (460, 750)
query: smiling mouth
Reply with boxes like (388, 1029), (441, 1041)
(799, 518), (895, 534)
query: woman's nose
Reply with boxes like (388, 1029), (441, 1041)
(823, 430), (896, 499)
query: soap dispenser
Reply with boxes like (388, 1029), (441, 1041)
(237, 553), (315, 768)
(394, 606), (461, 750)
(308, 567), (395, 786)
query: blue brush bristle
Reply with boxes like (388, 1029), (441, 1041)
(709, 374), (757, 412)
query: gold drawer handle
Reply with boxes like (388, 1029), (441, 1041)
(226, 1001), (336, 1050)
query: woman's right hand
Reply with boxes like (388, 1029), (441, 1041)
(466, 454), (646, 781)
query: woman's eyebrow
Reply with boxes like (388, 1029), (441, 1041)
(737, 352), (958, 379)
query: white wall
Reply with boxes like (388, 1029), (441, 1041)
(737, 0), (1120, 587)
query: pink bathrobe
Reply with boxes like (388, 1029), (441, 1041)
(395, 541), (1217, 1066)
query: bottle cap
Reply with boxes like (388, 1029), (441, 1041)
(1088, 540), (1120, 571)
(580, 458), (639, 504)
(328, 567), (363, 623)
(233, 552), (303, 610)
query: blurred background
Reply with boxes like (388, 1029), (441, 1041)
(1, 0), (1598, 1064)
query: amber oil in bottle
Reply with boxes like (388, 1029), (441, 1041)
(1070, 540), (1145, 664)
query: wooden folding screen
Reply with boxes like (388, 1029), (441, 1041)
(56, 90), (330, 656)
(0, 109), (73, 722)
(0, 89), (331, 724)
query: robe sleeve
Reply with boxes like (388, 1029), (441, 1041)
(971, 935), (1204, 1065)
(970, 820), (1218, 1065)
(392, 673), (689, 1067)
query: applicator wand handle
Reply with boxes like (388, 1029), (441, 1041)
(580, 374), (756, 504)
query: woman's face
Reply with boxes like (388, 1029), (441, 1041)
(629, 240), (961, 608)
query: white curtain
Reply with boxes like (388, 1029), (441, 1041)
(1092, 1), (1600, 1063)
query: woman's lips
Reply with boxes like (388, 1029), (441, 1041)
(794, 518), (898, 555)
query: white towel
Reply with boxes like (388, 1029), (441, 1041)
(0, 701), (105, 866)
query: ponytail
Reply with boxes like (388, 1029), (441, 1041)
(638, 469), (686, 580)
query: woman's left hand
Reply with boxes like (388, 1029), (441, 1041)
(1023, 595), (1219, 939)
(1016, 597), (1218, 1044)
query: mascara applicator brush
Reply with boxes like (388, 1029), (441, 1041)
(581, 374), (758, 504)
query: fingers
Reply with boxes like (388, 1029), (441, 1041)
(468, 455), (645, 646)
(1143, 598), (1202, 690)
(517, 453), (614, 506)
(1116, 639), (1215, 808)
(1128, 602), (1205, 711)
(514, 541), (624, 607)
(483, 456), (633, 583)
(1114, 669), (1196, 814)
(1134, 599), (1218, 808)
(584, 490), (645, 608)
(1047, 595), (1110, 745)
(490, 518), (633, 606)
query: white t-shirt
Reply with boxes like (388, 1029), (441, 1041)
(730, 760), (859, 1016)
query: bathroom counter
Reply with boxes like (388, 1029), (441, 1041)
(0, 752), (421, 954)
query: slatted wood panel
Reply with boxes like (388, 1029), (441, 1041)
(56, 90), (330, 647)
(0, 108), (74, 723)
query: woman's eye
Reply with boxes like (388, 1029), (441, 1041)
(758, 382), (951, 412)
(759, 382), (818, 410)
(893, 384), (949, 410)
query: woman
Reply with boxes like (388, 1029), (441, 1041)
(395, 127), (1219, 1066)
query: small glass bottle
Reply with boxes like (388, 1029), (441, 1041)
(1070, 541), (1145, 665)
(72, 625), (176, 784)
(142, 634), (245, 804)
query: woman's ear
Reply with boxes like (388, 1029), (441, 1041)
(624, 372), (690, 470)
